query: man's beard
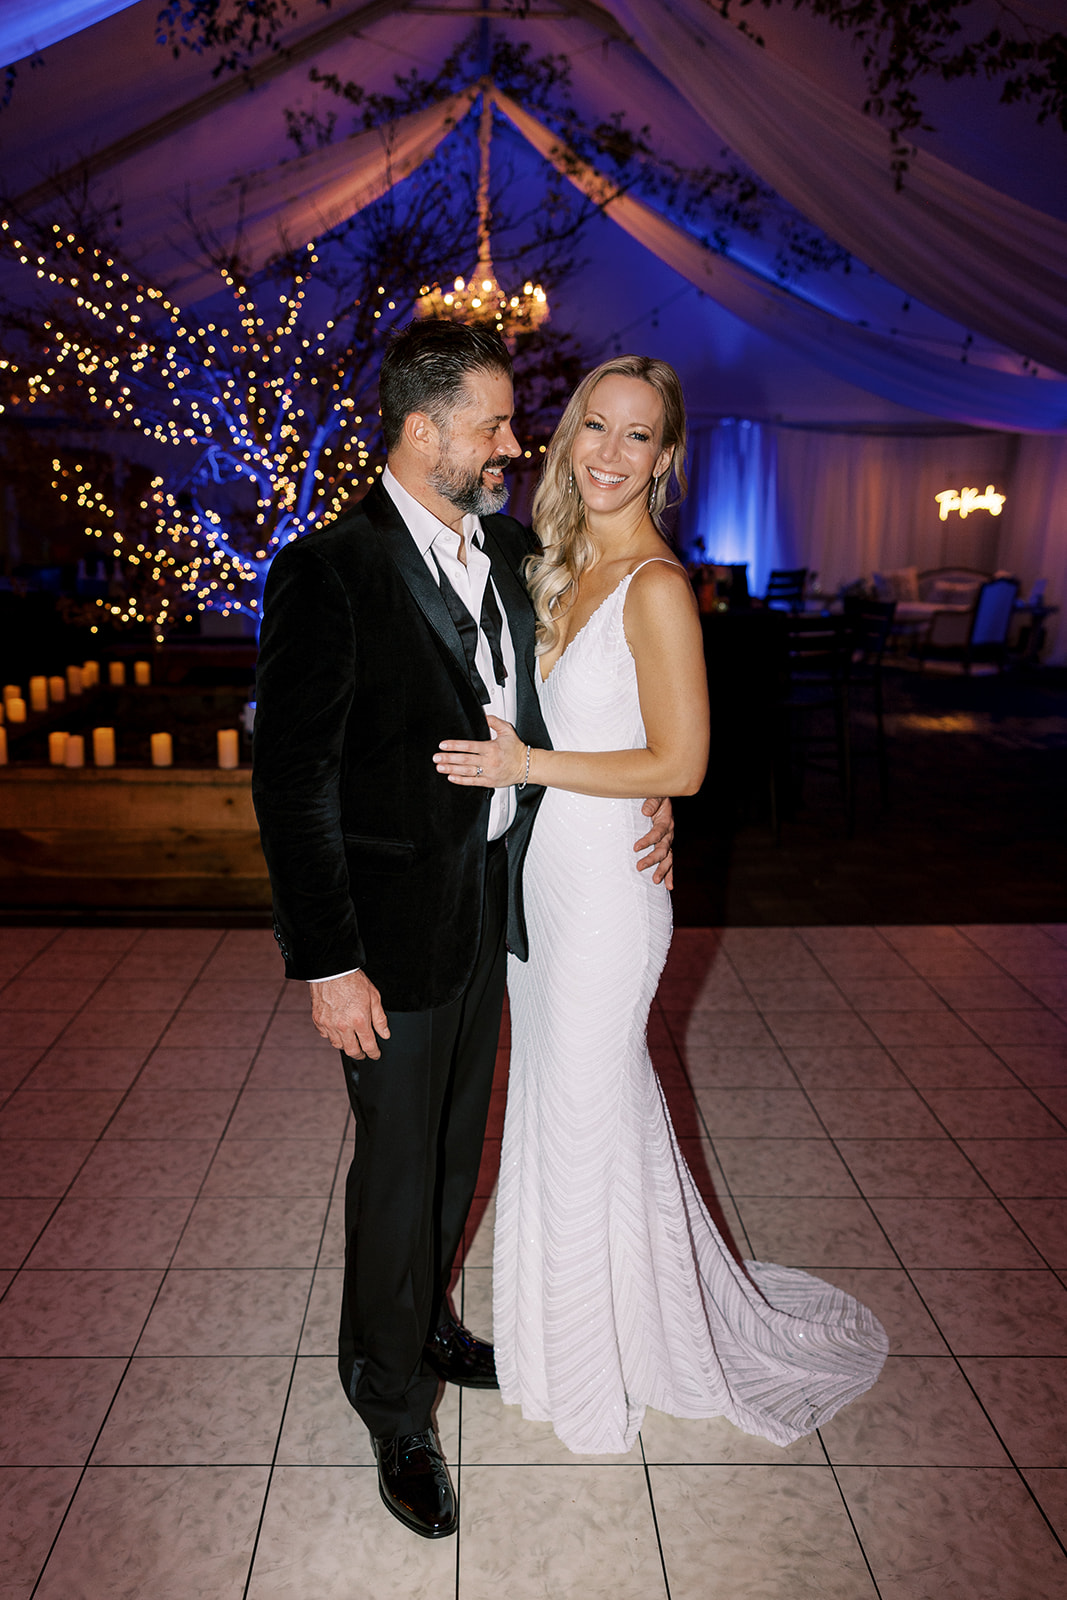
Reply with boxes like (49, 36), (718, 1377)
(428, 441), (511, 516)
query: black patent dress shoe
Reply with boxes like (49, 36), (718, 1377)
(373, 1428), (457, 1539)
(424, 1317), (499, 1389)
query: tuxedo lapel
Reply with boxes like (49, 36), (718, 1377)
(359, 483), (475, 698)
(480, 520), (549, 747)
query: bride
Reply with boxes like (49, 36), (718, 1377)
(434, 355), (887, 1455)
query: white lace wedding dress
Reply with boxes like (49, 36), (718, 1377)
(493, 562), (888, 1455)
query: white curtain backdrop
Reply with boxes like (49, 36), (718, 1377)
(680, 421), (781, 596)
(678, 425), (1067, 663)
(997, 434), (1067, 664)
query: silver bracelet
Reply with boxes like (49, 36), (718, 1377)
(517, 743), (531, 790)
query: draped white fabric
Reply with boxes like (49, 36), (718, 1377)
(140, 91), (478, 298)
(610, 0), (1067, 375)
(494, 92), (1067, 436)
(0, 0), (138, 64)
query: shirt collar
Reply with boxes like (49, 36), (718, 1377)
(382, 465), (483, 559)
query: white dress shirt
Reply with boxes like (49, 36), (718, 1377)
(309, 468), (519, 983)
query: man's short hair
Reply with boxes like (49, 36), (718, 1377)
(379, 320), (514, 452)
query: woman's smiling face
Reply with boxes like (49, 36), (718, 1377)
(570, 373), (672, 516)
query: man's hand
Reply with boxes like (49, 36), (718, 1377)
(310, 970), (390, 1061)
(635, 796), (674, 888)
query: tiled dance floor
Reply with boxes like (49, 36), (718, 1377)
(2, 922), (1067, 1599)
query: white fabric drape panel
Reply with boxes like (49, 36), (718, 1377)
(609, 0), (1067, 375)
(996, 435), (1067, 664)
(772, 431), (1019, 592)
(678, 426), (1067, 658)
(680, 422), (781, 596)
(0, 0), (139, 64)
(136, 90), (476, 296)
(494, 92), (1067, 435)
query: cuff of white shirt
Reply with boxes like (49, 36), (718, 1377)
(306, 969), (361, 983)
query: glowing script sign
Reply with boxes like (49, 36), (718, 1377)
(935, 485), (1006, 521)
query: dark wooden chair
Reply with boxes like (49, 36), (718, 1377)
(764, 567), (808, 613)
(771, 613), (854, 839)
(843, 595), (896, 806)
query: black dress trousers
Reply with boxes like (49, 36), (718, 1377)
(337, 839), (508, 1439)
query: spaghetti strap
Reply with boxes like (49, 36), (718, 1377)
(627, 556), (686, 579)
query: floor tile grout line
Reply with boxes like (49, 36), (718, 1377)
(819, 1451), (886, 1600)
(238, 1110), (352, 1600)
(1, 932), (204, 1280)
(638, 1433), (674, 1600)
(21, 930), (249, 1597)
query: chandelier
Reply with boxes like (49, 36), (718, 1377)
(417, 86), (548, 347)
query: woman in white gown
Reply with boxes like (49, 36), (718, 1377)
(435, 356), (887, 1455)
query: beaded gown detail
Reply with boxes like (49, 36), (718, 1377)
(493, 563), (888, 1455)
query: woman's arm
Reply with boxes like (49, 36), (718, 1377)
(435, 562), (710, 799)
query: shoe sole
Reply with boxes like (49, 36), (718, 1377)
(377, 1478), (458, 1540)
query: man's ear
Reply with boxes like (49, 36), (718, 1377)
(404, 409), (441, 461)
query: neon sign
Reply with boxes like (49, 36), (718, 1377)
(935, 485), (1006, 521)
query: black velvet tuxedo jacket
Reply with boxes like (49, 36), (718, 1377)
(251, 481), (550, 1011)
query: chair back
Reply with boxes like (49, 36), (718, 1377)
(781, 613), (851, 684)
(843, 596), (896, 663)
(970, 578), (1019, 647)
(764, 568), (807, 611)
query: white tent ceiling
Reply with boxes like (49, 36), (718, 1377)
(2, 0), (1066, 428)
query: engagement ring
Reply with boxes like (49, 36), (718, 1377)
(476, 766), (483, 776)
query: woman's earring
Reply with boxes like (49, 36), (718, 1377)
(568, 469), (575, 494)
(648, 473), (660, 510)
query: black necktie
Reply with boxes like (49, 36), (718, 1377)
(433, 551), (508, 705)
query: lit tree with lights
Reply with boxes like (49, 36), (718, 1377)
(0, 212), (416, 639)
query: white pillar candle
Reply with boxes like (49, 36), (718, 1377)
(216, 728), (239, 769)
(0, 700), (4, 724)
(64, 734), (85, 768)
(150, 731), (173, 767)
(108, 661), (126, 687)
(0, 726), (7, 765)
(82, 661), (99, 688)
(66, 665), (84, 696)
(48, 731), (69, 765)
(49, 675), (66, 704)
(92, 726), (116, 766)
(7, 697), (26, 723)
(3, 684), (20, 705)
(29, 676), (48, 712)
(134, 660), (151, 686)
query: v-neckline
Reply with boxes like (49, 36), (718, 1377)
(538, 571), (633, 685)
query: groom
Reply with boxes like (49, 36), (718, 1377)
(252, 319), (672, 1539)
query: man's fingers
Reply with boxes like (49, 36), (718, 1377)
(370, 996), (390, 1041)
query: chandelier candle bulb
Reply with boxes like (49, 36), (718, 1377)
(49, 676), (66, 704)
(48, 731), (69, 765)
(108, 662), (126, 687)
(216, 728), (239, 769)
(66, 666), (83, 696)
(134, 661), (151, 686)
(150, 731), (173, 767)
(92, 727), (116, 766)
(7, 698), (26, 723)
(64, 734), (85, 768)
(29, 677), (48, 713)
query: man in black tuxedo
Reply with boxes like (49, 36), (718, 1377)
(252, 320), (672, 1539)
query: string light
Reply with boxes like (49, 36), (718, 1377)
(0, 226), (384, 634)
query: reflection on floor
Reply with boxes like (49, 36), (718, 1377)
(2, 922), (1066, 1599)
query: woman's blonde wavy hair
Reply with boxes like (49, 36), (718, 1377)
(526, 354), (687, 652)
